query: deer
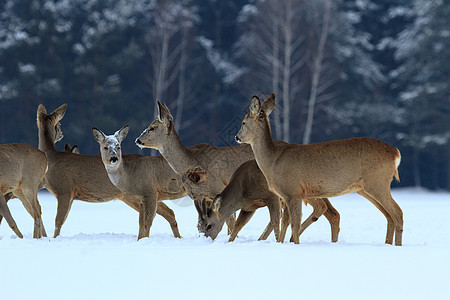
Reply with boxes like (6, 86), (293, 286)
(236, 93), (404, 245)
(0, 143), (47, 238)
(64, 143), (79, 154)
(136, 101), (341, 242)
(193, 159), (340, 242)
(92, 125), (213, 239)
(195, 159), (281, 241)
(37, 103), (184, 239)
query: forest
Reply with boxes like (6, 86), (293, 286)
(0, 0), (448, 190)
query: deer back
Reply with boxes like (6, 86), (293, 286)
(0, 144), (47, 194)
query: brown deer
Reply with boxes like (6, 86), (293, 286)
(195, 160), (281, 241)
(37, 104), (183, 239)
(0, 143), (47, 238)
(92, 125), (211, 239)
(236, 93), (403, 245)
(193, 160), (340, 242)
(136, 101), (340, 242)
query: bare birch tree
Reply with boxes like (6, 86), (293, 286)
(302, 0), (332, 144)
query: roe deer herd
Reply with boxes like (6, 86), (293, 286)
(0, 93), (404, 246)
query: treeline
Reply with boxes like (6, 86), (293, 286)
(0, 0), (448, 190)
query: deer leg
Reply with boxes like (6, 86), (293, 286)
(322, 198), (340, 243)
(265, 197), (281, 242)
(390, 197), (404, 246)
(229, 210), (256, 242)
(0, 193), (24, 238)
(0, 193), (14, 226)
(285, 196), (302, 244)
(226, 212), (236, 235)
(279, 202), (290, 243)
(358, 190), (396, 245)
(258, 222), (273, 241)
(361, 185), (403, 246)
(54, 194), (73, 238)
(296, 198), (328, 240)
(156, 202), (181, 238)
(22, 187), (46, 239)
(137, 197), (157, 240)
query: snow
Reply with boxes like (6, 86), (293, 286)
(1, 189), (449, 299)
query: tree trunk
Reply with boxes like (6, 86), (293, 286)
(282, 0), (293, 142)
(302, 1), (331, 145)
(271, 1), (282, 140)
(175, 28), (188, 131)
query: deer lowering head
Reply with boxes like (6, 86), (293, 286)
(235, 93), (275, 145)
(92, 125), (129, 170)
(195, 197), (223, 240)
(135, 101), (174, 150)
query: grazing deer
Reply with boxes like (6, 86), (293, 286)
(136, 101), (340, 242)
(64, 143), (79, 154)
(195, 160), (281, 241)
(236, 93), (403, 245)
(0, 143), (47, 238)
(193, 160), (340, 242)
(37, 104), (183, 239)
(92, 125), (208, 239)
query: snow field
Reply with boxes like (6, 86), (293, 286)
(1, 189), (449, 299)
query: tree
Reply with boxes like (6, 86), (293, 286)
(392, 0), (449, 187)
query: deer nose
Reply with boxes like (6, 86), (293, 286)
(235, 135), (241, 142)
(136, 139), (143, 145)
(110, 157), (118, 164)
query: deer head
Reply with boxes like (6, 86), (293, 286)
(37, 103), (67, 144)
(135, 101), (174, 150)
(235, 93), (275, 145)
(194, 197), (224, 240)
(65, 144), (79, 154)
(92, 125), (129, 169)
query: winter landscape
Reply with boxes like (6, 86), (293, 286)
(0, 1), (448, 299)
(1, 189), (449, 299)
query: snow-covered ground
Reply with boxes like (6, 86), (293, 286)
(1, 189), (449, 299)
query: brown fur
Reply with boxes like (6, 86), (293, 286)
(236, 94), (403, 245)
(37, 104), (184, 239)
(136, 101), (341, 241)
(93, 126), (212, 239)
(0, 143), (47, 238)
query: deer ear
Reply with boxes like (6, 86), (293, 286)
(194, 200), (202, 217)
(92, 127), (106, 143)
(250, 96), (261, 116)
(157, 101), (173, 125)
(51, 104), (67, 122)
(212, 195), (221, 213)
(37, 104), (47, 124)
(115, 125), (129, 142)
(261, 93), (275, 116)
(65, 143), (72, 152)
(187, 167), (207, 184)
(71, 145), (80, 154)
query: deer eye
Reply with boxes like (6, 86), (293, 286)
(242, 121), (246, 125)
(104, 147), (108, 150)
(149, 127), (155, 132)
(206, 224), (212, 231)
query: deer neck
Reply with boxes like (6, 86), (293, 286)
(250, 123), (277, 174)
(104, 160), (128, 190)
(218, 199), (239, 225)
(159, 131), (198, 175)
(38, 127), (57, 154)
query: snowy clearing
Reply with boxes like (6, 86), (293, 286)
(1, 189), (449, 299)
